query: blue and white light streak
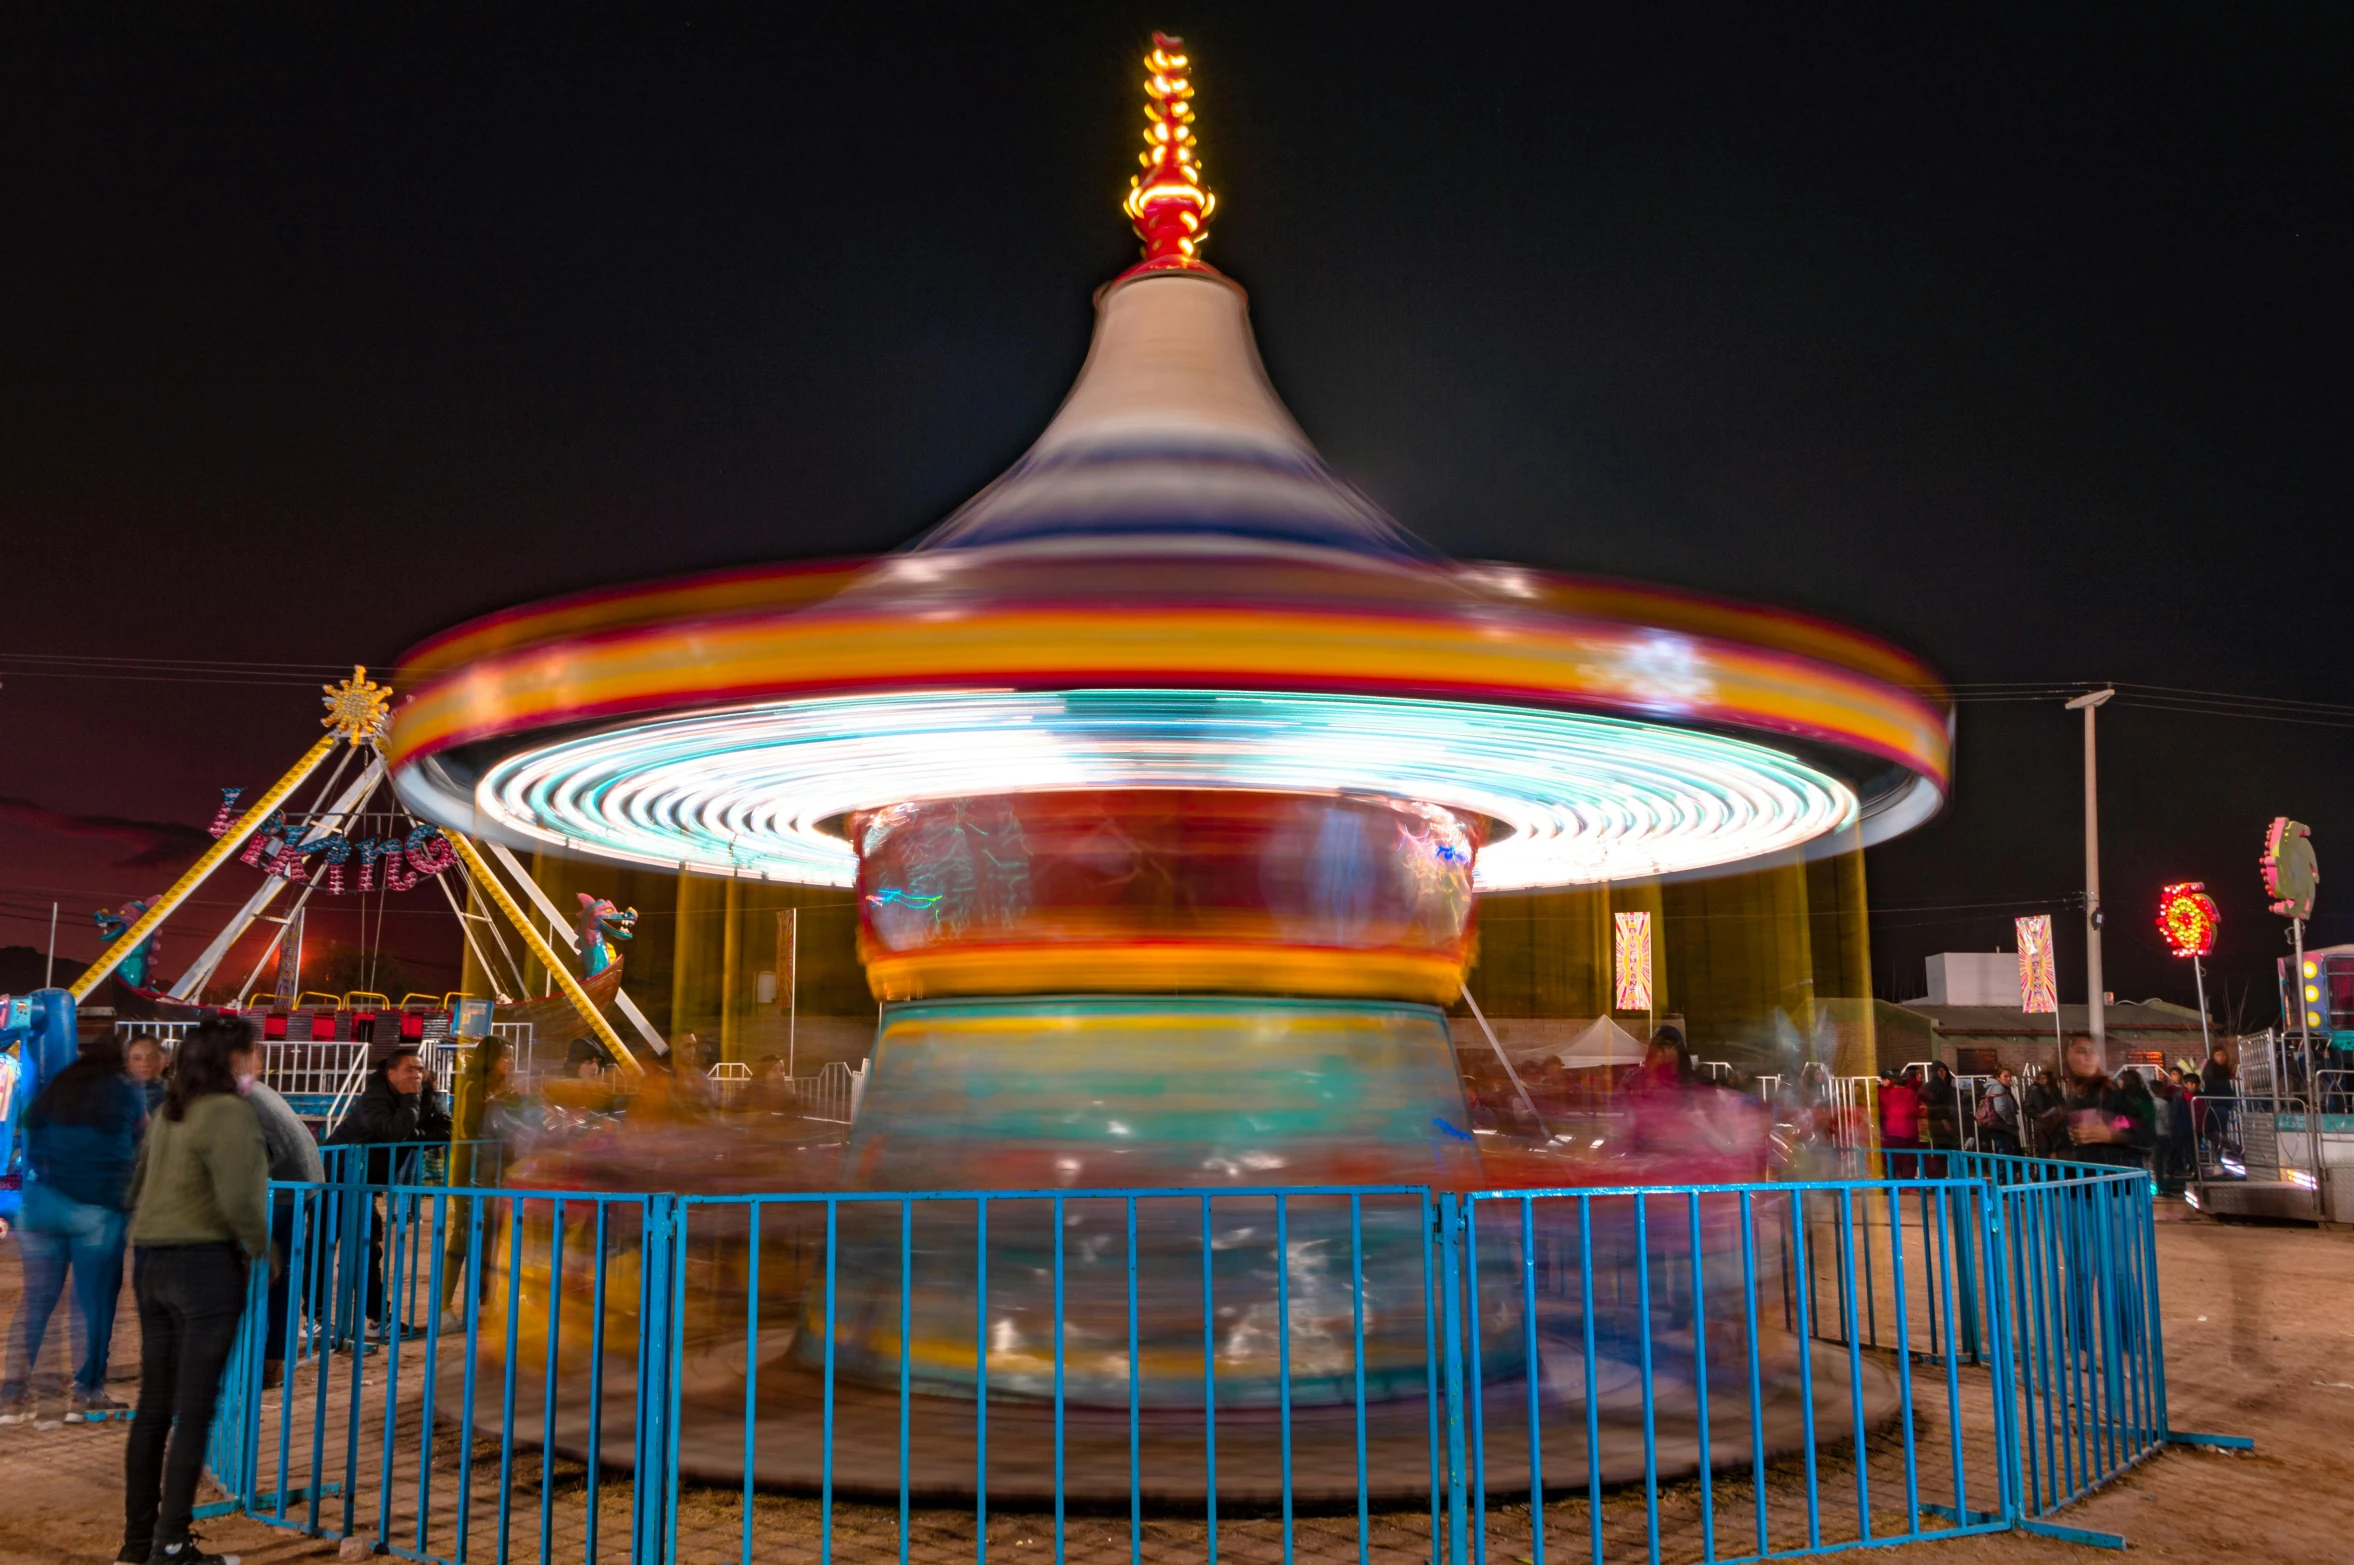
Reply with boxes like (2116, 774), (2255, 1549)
(470, 688), (1859, 890)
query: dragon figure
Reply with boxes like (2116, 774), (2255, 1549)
(576, 893), (638, 978)
(94, 897), (163, 992)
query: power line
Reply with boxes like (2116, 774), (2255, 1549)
(0, 651), (370, 690)
(0, 652), (360, 671)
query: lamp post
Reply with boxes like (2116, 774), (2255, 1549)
(2065, 688), (2115, 1069)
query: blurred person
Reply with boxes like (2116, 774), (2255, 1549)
(120, 1016), (268, 1565)
(124, 1035), (169, 1116)
(1878, 1067), (1922, 1177)
(1778, 1061), (1832, 1130)
(1632, 1026), (1692, 1092)
(447, 1032), (540, 1182)
(0, 1031), (144, 1428)
(478, 1042), (542, 1156)
(240, 1069), (321, 1391)
(1625, 1025), (1764, 1163)
(441, 1036), (539, 1311)
(2200, 1044), (2236, 1100)
(2056, 1064), (2154, 1169)
(567, 1034), (614, 1080)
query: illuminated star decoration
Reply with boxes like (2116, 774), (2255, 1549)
(322, 665), (394, 742)
(2155, 881), (2220, 960)
(1122, 33), (1215, 267)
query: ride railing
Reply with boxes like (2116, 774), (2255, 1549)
(2187, 1093), (2317, 1188)
(200, 1154), (2227, 1564)
(258, 1039), (376, 1102)
(782, 1058), (868, 1123)
(117, 1019), (197, 1048)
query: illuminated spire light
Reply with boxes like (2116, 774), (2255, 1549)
(1122, 32), (1216, 268)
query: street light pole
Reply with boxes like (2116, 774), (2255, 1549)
(2065, 688), (2115, 1070)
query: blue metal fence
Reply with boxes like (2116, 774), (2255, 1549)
(199, 1155), (2225, 1564)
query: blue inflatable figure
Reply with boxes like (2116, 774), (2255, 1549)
(94, 897), (163, 992)
(575, 893), (637, 979)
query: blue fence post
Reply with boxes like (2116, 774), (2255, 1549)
(196, 1235), (270, 1519)
(632, 1192), (682, 1565)
(1980, 1179), (2025, 1530)
(1436, 1192), (1469, 1565)
(1952, 1177), (1983, 1363)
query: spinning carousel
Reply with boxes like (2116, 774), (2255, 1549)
(385, 37), (1952, 1498)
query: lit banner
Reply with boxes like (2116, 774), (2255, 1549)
(1613, 910), (1653, 1011)
(2016, 914), (2058, 1013)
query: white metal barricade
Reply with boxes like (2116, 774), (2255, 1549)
(784, 1059), (868, 1123)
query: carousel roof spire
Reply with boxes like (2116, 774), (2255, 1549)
(1122, 32), (1215, 270)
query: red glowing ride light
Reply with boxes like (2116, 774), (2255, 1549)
(2156, 881), (2220, 959)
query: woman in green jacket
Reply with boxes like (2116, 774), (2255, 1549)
(117, 1016), (269, 1565)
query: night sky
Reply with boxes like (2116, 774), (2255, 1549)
(2, 7), (2348, 1023)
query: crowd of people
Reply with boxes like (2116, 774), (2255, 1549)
(0, 1017), (447, 1565)
(1865, 1044), (2241, 1187)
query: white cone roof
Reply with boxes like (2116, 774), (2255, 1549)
(912, 269), (1432, 559)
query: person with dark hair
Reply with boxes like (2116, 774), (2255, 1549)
(0, 1030), (145, 1428)
(1633, 1026), (1691, 1091)
(120, 1015), (268, 1565)
(2169, 1068), (2202, 1178)
(2107, 1068), (2160, 1172)
(1975, 1066), (2022, 1157)
(2021, 1065), (2065, 1156)
(1921, 1062), (1962, 1175)
(326, 1047), (451, 1167)
(124, 1035), (169, 1116)
(2196, 1044), (2239, 1167)
(566, 1033), (613, 1079)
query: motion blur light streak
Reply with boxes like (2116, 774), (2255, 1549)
(469, 687), (1858, 888)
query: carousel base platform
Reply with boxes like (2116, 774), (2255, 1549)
(442, 1341), (1901, 1507)
(2190, 1179), (2329, 1224)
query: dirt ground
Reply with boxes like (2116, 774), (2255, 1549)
(1, 1202), (2347, 1565)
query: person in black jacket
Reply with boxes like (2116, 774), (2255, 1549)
(324, 1049), (447, 1157)
(323, 1048), (451, 1332)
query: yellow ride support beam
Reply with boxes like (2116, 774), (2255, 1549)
(442, 830), (643, 1080)
(70, 732), (341, 1003)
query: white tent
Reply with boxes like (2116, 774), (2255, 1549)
(1480, 1016), (1651, 1070)
(1549, 1016), (1652, 1069)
